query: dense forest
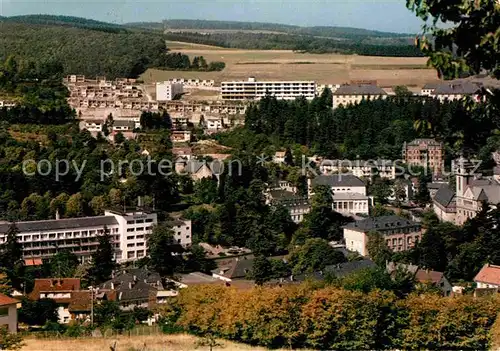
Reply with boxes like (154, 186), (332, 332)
(216, 91), (498, 164)
(164, 32), (422, 56)
(166, 284), (500, 350)
(1, 14), (129, 33)
(0, 16), (227, 79)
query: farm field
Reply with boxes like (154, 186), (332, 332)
(142, 41), (439, 87)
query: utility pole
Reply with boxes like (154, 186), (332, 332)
(89, 286), (94, 327)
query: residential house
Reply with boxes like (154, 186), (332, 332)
(309, 174), (372, 216)
(101, 269), (163, 311)
(156, 82), (184, 101)
(332, 84), (387, 109)
(29, 278), (82, 324)
(212, 256), (255, 282)
(403, 138), (444, 174)
(0, 294), (19, 333)
(171, 130), (191, 143)
(343, 216), (422, 256)
(474, 264), (500, 289)
(387, 262), (452, 296)
(205, 118), (224, 132)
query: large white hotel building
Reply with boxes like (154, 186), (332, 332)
(221, 77), (317, 100)
(0, 209), (192, 263)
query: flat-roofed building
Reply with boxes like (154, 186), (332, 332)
(156, 82), (184, 101)
(221, 77), (316, 101)
(0, 209), (157, 263)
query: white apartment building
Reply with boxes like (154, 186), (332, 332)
(206, 118), (224, 131)
(221, 77), (316, 101)
(0, 210), (159, 263)
(332, 84), (387, 109)
(168, 78), (215, 88)
(156, 82), (184, 101)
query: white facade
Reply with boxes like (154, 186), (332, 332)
(319, 160), (396, 180)
(156, 82), (184, 101)
(344, 228), (369, 256)
(206, 118), (223, 131)
(170, 219), (192, 247)
(221, 77), (316, 100)
(105, 210), (157, 261)
(0, 210), (158, 263)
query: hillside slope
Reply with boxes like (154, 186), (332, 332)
(0, 16), (166, 79)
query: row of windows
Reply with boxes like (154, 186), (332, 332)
(16, 228), (119, 242)
(126, 226), (153, 232)
(126, 218), (154, 225)
(127, 242), (145, 248)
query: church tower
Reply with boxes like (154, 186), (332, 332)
(455, 156), (474, 198)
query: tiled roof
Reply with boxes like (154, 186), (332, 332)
(333, 84), (387, 95)
(344, 215), (420, 233)
(332, 193), (370, 200)
(32, 278), (81, 292)
(178, 272), (219, 285)
(415, 270), (444, 284)
(311, 174), (365, 188)
(0, 293), (19, 306)
(474, 264), (500, 285)
(0, 216), (118, 234)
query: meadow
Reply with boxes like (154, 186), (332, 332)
(141, 41), (439, 87)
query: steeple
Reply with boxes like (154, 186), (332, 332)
(455, 156), (474, 198)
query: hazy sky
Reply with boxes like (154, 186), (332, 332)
(0, 0), (425, 33)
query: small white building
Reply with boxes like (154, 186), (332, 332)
(168, 218), (192, 248)
(156, 82), (184, 101)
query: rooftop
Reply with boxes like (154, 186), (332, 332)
(333, 84), (387, 96)
(433, 184), (456, 208)
(0, 216), (118, 234)
(474, 264), (500, 286)
(0, 293), (19, 307)
(344, 215), (420, 233)
(311, 174), (366, 188)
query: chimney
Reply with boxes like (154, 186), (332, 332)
(55, 209), (60, 220)
(128, 282), (133, 289)
(133, 275), (137, 282)
(110, 282), (114, 290)
(137, 196), (143, 207)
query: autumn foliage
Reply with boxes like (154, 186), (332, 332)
(164, 285), (500, 350)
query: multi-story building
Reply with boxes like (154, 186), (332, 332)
(343, 215), (422, 256)
(0, 209), (158, 263)
(221, 77), (316, 101)
(332, 84), (387, 109)
(403, 138), (444, 174)
(309, 174), (372, 216)
(167, 78), (215, 88)
(319, 159), (396, 179)
(428, 81), (481, 102)
(156, 81), (184, 101)
(168, 216), (192, 248)
(266, 189), (311, 224)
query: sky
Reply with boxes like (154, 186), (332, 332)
(0, 0), (425, 33)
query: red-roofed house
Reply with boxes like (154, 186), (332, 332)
(474, 264), (500, 289)
(0, 294), (19, 333)
(29, 278), (82, 324)
(415, 269), (452, 296)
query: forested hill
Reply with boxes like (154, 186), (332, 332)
(0, 14), (128, 33)
(162, 19), (412, 39)
(162, 19), (420, 56)
(0, 16), (167, 79)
